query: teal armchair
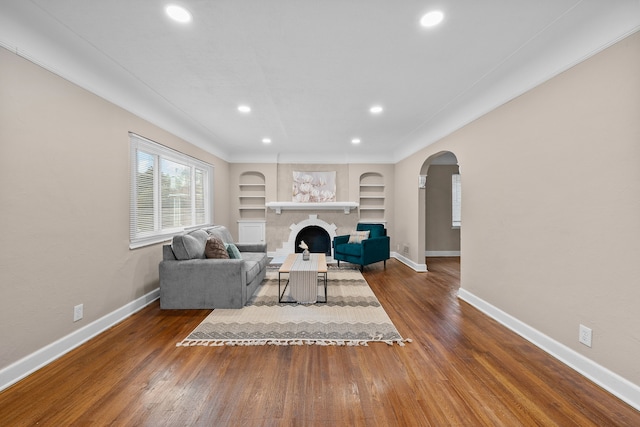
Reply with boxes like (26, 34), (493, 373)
(332, 223), (390, 271)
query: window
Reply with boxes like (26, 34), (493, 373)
(452, 173), (461, 228)
(129, 133), (213, 248)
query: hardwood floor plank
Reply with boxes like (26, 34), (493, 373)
(1, 258), (638, 426)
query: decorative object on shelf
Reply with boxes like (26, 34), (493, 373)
(292, 171), (336, 202)
(299, 240), (310, 260)
(419, 175), (427, 189)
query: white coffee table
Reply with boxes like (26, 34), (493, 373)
(278, 253), (328, 303)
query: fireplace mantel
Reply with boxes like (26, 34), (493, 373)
(266, 201), (358, 214)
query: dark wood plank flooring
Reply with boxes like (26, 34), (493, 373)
(1, 258), (638, 426)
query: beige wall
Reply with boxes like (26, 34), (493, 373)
(0, 47), (229, 370)
(395, 32), (640, 384)
(425, 165), (460, 253)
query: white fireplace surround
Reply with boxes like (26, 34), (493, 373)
(274, 215), (337, 258)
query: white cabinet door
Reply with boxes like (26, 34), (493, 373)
(238, 221), (265, 243)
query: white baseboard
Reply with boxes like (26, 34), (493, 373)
(0, 288), (160, 393)
(458, 288), (640, 412)
(392, 252), (427, 272)
(425, 250), (461, 257)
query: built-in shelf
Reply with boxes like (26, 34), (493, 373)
(359, 172), (385, 221)
(266, 201), (358, 214)
(239, 172), (266, 220)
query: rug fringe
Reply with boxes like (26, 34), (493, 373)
(177, 338), (412, 347)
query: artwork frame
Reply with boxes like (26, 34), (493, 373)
(292, 171), (336, 202)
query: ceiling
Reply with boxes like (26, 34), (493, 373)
(1, 1), (639, 163)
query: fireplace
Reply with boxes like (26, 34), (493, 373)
(295, 225), (331, 256)
(272, 214), (340, 258)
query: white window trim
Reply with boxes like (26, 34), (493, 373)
(452, 173), (461, 229)
(129, 132), (214, 249)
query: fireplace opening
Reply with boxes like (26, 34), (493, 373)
(295, 225), (331, 256)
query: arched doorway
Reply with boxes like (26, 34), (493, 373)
(418, 152), (460, 271)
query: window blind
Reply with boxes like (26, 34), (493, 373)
(129, 132), (213, 249)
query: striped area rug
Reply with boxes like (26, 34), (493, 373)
(177, 269), (410, 347)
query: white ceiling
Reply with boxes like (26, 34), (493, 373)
(1, 1), (639, 163)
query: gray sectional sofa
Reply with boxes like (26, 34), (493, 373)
(159, 225), (268, 309)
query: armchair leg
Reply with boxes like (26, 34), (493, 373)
(360, 264), (364, 272)
(384, 260), (386, 268)
(337, 260), (340, 267)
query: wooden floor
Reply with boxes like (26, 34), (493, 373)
(1, 258), (638, 426)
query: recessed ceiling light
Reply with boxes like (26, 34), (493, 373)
(262, 138), (272, 144)
(351, 138), (361, 144)
(165, 5), (192, 23)
(237, 105), (251, 113)
(369, 105), (383, 114)
(420, 11), (444, 27)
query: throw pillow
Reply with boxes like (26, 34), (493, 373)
(225, 243), (242, 259)
(205, 236), (230, 259)
(348, 230), (370, 244)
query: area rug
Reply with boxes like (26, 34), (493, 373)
(177, 269), (410, 347)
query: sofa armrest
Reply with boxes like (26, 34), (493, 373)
(159, 258), (248, 309)
(235, 242), (267, 253)
(361, 235), (390, 249)
(361, 236), (391, 262)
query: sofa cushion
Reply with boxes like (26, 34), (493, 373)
(336, 243), (362, 257)
(205, 236), (230, 259)
(225, 243), (242, 259)
(241, 252), (269, 284)
(187, 229), (210, 243)
(357, 223), (385, 238)
(206, 226), (234, 244)
(348, 230), (370, 244)
(172, 233), (207, 260)
(368, 227), (384, 238)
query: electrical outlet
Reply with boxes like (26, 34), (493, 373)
(579, 324), (592, 347)
(73, 304), (83, 322)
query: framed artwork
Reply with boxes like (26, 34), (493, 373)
(292, 171), (336, 202)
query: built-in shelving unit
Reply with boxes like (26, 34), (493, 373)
(238, 172), (266, 220)
(238, 172), (266, 243)
(359, 172), (385, 222)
